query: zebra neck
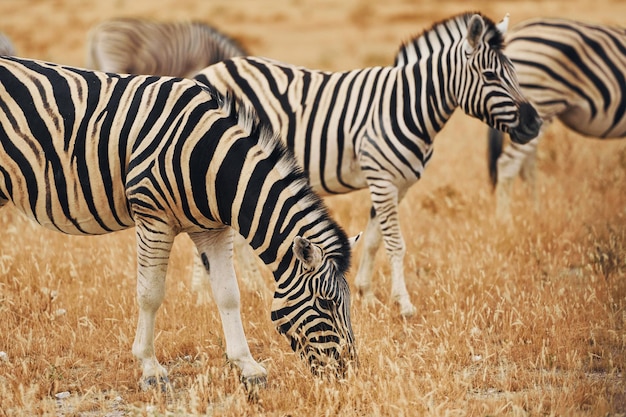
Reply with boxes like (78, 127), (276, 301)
(378, 63), (457, 141)
(245, 219), (337, 273)
(233, 180), (348, 280)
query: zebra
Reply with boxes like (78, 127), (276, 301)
(482, 17), (626, 220)
(193, 12), (542, 317)
(86, 18), (248, 77)
(0, 31), (16, 56)
(0, 56), (359, 389)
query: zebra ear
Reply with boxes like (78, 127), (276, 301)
(293, 236), (323, 270)
(464, 14), (485, 55)
(496, 13), (510, 36)
(349, 232), (362, 248)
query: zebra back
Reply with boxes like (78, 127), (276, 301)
(195, 12), (539, 196)
(86, 18), (247, 77)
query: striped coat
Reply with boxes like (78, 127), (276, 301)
(484, 18), (626, 219)
(0, 56), (355, 388)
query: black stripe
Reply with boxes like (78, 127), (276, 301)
(301, 73), (330, 179)
(215, 129), (254, 225)
(318, 72), (348, 193)
(0, 90), (39, 214)
(4, 59), (85, 232)
(334, 73), (359, 191)
(0, 165), (11, 201)
(188, 110), (232, 224)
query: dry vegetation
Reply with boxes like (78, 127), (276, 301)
(0, 0), (625, 415)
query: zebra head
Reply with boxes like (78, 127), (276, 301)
(271, 234), (359, 377)
(456, 13), (542, 144)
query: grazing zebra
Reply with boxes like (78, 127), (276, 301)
(483, 18), (626, 220)
(193, 12), (542, 317)
(0, 32), (16, 56)
(86, 18), (247, 77)
(0, 56), (358, 388)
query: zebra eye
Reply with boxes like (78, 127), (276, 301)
(483, 70), (498, 81)
(318, 298), (334, 311)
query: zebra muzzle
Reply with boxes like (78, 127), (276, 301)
(510, 102), (542, 144)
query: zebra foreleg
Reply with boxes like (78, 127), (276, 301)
(356, 190), (416, 317)
(191, 234), (264, 306)
(190, 246), (212, 305)
(189, 229), (268, 388)
(131, 222), (174, 392)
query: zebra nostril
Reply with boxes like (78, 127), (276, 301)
(520, 103), (539, 124)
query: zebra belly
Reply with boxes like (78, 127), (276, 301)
(0, 165), (134, 236)
(559, 106), (626, 139)
(305, 159), (367, 196)
(11, 194), (133, 236)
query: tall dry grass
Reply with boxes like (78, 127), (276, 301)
(1, 115), (624, 417)
(0, 0), (625, 415)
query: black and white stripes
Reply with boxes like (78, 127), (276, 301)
(0, 56), (355, 387)
(193, 12), (541, 317)
(484, 18), (626, 219)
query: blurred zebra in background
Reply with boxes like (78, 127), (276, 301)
(0, 56), (357, 388)
(483, 18), (626, 220)
(0, 31), (16, 56)
(86, 18), (247, 77)
(193, 12), (542, 317)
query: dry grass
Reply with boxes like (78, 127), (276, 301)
(1, 0), (625, 415)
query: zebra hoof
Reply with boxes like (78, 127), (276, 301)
(400, 305), (417, 317)
(397, 298), (417, 317)
(358, 291), (377, 308)
(242, 374), (267, 390)
(140, 375), (171, 393)
(242, 374), (267, 401)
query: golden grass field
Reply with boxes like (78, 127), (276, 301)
(1, 0), (625, 415)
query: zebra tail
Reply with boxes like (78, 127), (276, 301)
(487, 127), (504, 190)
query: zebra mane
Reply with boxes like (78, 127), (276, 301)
(396, 11), (505, 60)
(205, 85), (352, 274)
(191, 21), (249, 56)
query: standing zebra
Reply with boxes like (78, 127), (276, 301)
(193, 12), (542, 317)
(483, 18), (626, 220)
(86, 18), (247, 77)
(0, 56), (358, 388)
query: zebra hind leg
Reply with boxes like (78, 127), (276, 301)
(188, 229), (268, 389)
(131, 222), (174, 392)
(519, 141), (539, 213)
(495, 138), (541, 222)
